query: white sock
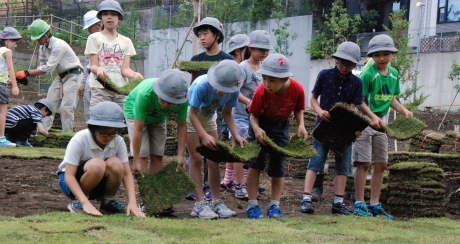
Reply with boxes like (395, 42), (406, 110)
(302, 194), (312, 202)
(333, 196), (344, 204)
(270, 200), (280, 207)
(248, 200), (258, 208)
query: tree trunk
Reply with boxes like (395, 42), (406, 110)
(192, 0), (202, 56)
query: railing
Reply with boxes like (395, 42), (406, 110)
(0, 14), (87, 44)
(420, 36), (460, 53)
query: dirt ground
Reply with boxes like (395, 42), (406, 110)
(2, 81), (460, 219)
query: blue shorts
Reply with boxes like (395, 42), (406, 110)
(245, 117), (289, 177)
(57, 161), (107, 200)
(307, 138), (352, 175)
(229, 116), (250, 139)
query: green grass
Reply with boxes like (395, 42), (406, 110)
(196, 140), (260, 162)
(0, 147), (65, 159)
(177, 60), (217, 72)
(0, 213), (458, 243)
(97, 77), (143, 95)
(264, 135), (316, 159)
(383, 116), (427, 140)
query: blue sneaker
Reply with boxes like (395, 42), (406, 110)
(0, 137), (16, 147)
(267, 204), (282, 218)
(15, 140), (32, 147)
(367, 203), (393, 220)
(246, 205), (264, 219)
(99, 199), (126, 214)
(353, 202), (372, 217)
(186, 191), (195, 200)
(204, 190), (212, 201)
(67, 199), (83, 213)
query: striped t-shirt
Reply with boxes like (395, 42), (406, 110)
(5, 105), (43, 128)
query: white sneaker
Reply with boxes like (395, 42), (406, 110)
(211, 200), (236, 218)
(191, 201), (218, 219)
(138, 199), (147, 216)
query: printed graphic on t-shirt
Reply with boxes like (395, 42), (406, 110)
(99, 43), (125, 73)
(375, 83), (393, 101)
(200, 98), (220, 117)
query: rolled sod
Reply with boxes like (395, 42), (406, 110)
(29, 131), (75, 148)
(177, 60), (217, 72)
(196, 140), (260, 163)
(312, 103), (369, 155)
(136, 162), (196, 216)
(263, 134), (316, 159)
(382, 116), (426, 140)
(96, 76), (143, 95)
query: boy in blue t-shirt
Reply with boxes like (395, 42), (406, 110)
(186, 60), (246, 219)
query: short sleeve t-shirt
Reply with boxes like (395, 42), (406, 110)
(232, 60), (263, 118)
(0, 47), (11, 83)
(188, 75), (239, 117)
(85, 32), (136, 88)
(190, 51), (233, 76)
(249, 78), (305, 123)
(312, 67), (363, 124)
(360, 63), (400, 116)
(58, 129), (129, 170)
(124, 78), (188, 124)
(5, 105), (43, 128)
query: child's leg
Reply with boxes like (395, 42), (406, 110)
(233, 163), (245, 184)
(271, 177), (285, 201)
(370, 162), (387, 204)
(222, 162), (234, 185)
(247, 167), (261, 201)
(205, 130), (222, 201)
(303, 139), (328, 195)
(334, 144), (353, 196)
(352, 127), (373, 202)
(0, 103), (6, 137)
(187, 132), (205, 201)
(6, 119), (36, 142)
(147, 122), (167, 173)
(79, 158), (106, 195)
(354, 162), (370, 202)
(102, 157), (125, 197)
(369, 130), (388, 204)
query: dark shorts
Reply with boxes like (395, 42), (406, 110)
(0, 83), (9, 104)
(244, 117), (289, 177)
(57, 161), (107, 201)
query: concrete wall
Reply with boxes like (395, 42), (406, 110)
(310, 52), (460, 111)
(145, 15), (313, 103)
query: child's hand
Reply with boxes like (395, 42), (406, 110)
(11, 85), (19, 97)
(176, 155), (186, 171)
(370, 116), (382, 129)
(78, 86), (85, 98)
(318, 110), (331, 122)
(355, 131), (363, 138)
(126, 202), (146, 218)
(132, 158), (144, 177)
(403, 109), (413, 118)
(297, 127), (308, 141)
(202, 134), (218, 150)
(133, 72), (144, 79)
(233, 135), (247, 148)
(82, 202), (103, 217)
(96, 67), (106, 80)
(254, 127), (266, 145)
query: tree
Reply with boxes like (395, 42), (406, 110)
(304, 0), (335, 31)
(383, 9), (429, 108)
(305, 0), (361, 60)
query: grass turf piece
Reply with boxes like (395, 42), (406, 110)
(382, 116), (426, 140)
(311, 103), (369, 155)
(196, 140), (260, 162)
(263, 135), (316, 159)
(408, 130), (445, 153)
(96, 76), (143, 95)
(177, 60), (217, 72)
(0, 147), (66, 159)
(136, 162), (196, 216)
(387, 161), (441, 172)
(388, 151), (460, 172)
(29, 132), (76, 148)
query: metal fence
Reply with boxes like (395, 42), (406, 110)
(420, 36), (460, 53)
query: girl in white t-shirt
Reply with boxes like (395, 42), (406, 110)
(85, 0), (143, 109)
(0, 27), (21, 147)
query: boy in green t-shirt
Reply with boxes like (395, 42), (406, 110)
(353, 34), (412, 220)
(124, 69), (190, 214)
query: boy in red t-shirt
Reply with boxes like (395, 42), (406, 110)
(246, 53), (308, 218)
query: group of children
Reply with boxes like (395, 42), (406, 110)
(0, 0), (410, 220)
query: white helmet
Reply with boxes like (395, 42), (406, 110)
(83, 10), (100, 30)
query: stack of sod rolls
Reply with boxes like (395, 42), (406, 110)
(444, 172), (460, 215)
(408, 130), (445, 153)
(439, 131), (460, 154)
(388, 151), (460, 172)
(387, 162), (446, 218)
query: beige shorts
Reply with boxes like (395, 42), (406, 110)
(186, 108), (217, 133)
(352, 126), (388, 164)
(90, 87), (126, 110)
(126, 118), (166, 157)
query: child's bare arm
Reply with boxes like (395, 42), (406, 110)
(120, 55), (143, 79)
(222, 106), (247, 148)
(310, 93), (330, 122)
(65, 165), (102, 216)
(36, 123), (48, 136)
(189, 106), (217, 150)
(4, 52), (19, 97)
(176, 120), (187, 170)
(391, 97), (413, 118)
(89, 54), (105, 80)
(250, 114), (265, 145)
(294, 110), (308, 140)
(121, 162), (146, 217)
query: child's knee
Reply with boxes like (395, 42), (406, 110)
(85, 158), (106, 174)
(356, 162), (371, 171)
(105, 157), (124, 173)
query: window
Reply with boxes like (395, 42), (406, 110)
(438, 0), (460, 22)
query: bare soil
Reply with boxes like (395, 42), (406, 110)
(2, 80), (459, 219)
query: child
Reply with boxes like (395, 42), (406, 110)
(0, 27), (22, 147)
(16, 19), (82, 132)
(246, 53), (308, 219)
(219, 33), (250, 197)
(187, 60), (246, 219)
(79, 10), (102, 122)
(124, 69), (190, 214)
(5, 99), (52, 146)
(57, 101), (145, 218)
(299, 42), (381, 215)
(85, 0), (143, 110)
(353, 34), (412, 220)
(187, 17), (233, 201)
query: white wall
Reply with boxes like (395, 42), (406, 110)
(145, 15), (313, 104)
(309, 52), (460, 110)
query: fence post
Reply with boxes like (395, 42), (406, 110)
(50, 14), (53, 32)
(70, 22), (73, 44)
